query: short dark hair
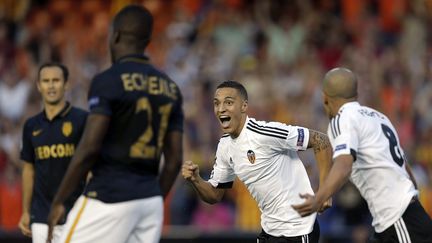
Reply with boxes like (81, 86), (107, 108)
(38, 63), (69, 82)
(216, 80), (248, 101)
(113, 5), (153, 49)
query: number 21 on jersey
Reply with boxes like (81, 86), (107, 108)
(130, 97), (172, 159)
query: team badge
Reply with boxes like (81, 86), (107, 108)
(62, 122), (73, 137)
(247, 150), (256, 164)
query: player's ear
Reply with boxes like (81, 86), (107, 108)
(36, 80), (41, 92)
(112, 31), (120, 44)
(322, 92), (329, 105)
(108, 25), (117, 44)
(241, 100), (248, 113)
(64, 79), (69, 91)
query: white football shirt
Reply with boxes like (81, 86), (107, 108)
(327, 101), (417, 233)
(208, 117), (316, 237)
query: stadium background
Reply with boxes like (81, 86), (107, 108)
(0, 0), (431, 242)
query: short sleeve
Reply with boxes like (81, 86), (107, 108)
(167, 84), (184, 133)
(88, 74), (120, 116)
(329, 114), (359, 160)
(208, 141), (235, 188)
(20, 120), (35, 163)
(258, 121), (309, 152)
(284, 126), (309, 151)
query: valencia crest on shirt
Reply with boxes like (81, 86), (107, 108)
(247, 150), (256, 164)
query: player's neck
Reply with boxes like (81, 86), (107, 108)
(113, 48), (144, 62)
(333, 98), (357, 115)
(44, 100), (66, 120)
(231, 115), (247, 138)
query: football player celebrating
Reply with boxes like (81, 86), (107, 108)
(183, 80), (332, 243)
(293, 67), (432, 242)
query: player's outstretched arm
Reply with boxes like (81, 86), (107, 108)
(307, 129), (333, 211)
(47, 114), (110, 243)
(182, 161), (225, 204)
(19, 162), (34, 237)
(159, 130), (183, 198)
(292, 154), (353, 217)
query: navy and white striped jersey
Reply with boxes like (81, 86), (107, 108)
(209, 117), (316, 237)
(327, 101), (417, 233)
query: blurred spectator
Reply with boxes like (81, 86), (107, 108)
(0, 20), (15, 76)
(191, 200), (235, 232)
(232, 179), (260, 232)
(0, 164), (22, 232)
(0, 66), (31, 122)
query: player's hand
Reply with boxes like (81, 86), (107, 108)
(18, 212), (32, 237)
(46, 203), (65, 243)
(291, 193), (320, 217)
(318, 197), (332, 213)
(182, 160), (200, 182)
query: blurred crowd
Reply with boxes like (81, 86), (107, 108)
(0, 0), (432, 242)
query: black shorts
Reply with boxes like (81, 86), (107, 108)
(372, 198), (432, 243)
(257, 220), (320, 243)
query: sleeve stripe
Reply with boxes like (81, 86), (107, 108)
(246, 125), (287, 139)
(330, 118), (336, 138)
(336, 114), (341, 135)
(331, 114), (341, 138)
(248, 120), (289, 136)
(216, 181), (234, 189)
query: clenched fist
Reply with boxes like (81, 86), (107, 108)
(182, 160), (200, 182)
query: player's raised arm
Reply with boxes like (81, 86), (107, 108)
(182, 161), (225, 204)
(47, 114), (110, 242)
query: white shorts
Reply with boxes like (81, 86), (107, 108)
(31, 223), (63, 243)
(58, 195), (163, 243)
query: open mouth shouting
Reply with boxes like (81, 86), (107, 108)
(219, 115), (231, 129)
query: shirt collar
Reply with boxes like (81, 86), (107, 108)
(117, 54), (149, 64)
(42, 102), (71, 121)
(338, 101), (360, 114)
